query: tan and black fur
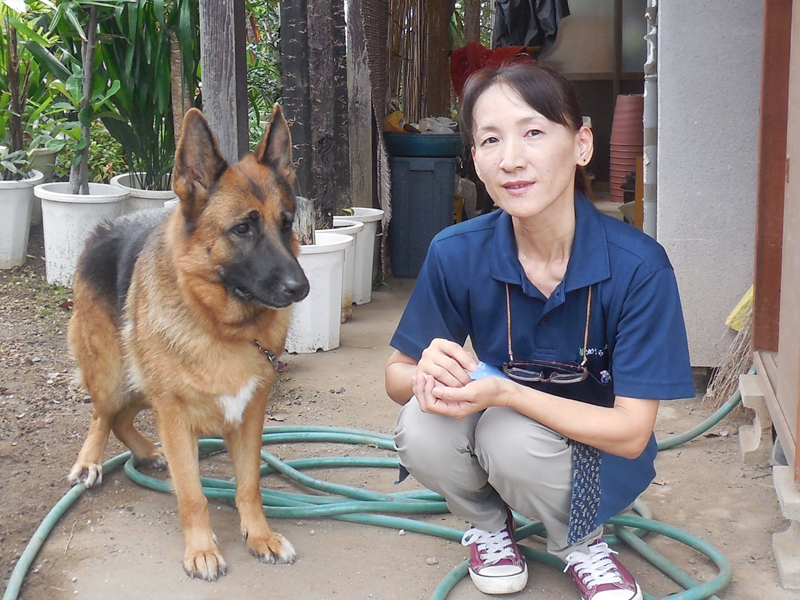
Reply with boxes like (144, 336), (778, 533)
(66, 106), (309, 580)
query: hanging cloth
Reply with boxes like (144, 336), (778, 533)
(493, 0), (570, 54)
(450, 43), (531, 97)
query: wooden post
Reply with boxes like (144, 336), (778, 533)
(283, 0), (350, 225)
(347, 0), (374, 208)
(753, 0), (792, 352)
(281, 0), (312, 195)
(463, 0), (481, 45)
(199, 0), (248, 163)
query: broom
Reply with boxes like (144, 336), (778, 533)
(703, 300), (753, 410)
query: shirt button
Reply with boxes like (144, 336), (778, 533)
(541, 318), (549, 326)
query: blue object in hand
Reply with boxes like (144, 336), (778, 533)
(469, 361), (509, 381)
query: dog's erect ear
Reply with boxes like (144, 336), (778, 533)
(253, 104), (295, 186)
(172, 108), (228, 229)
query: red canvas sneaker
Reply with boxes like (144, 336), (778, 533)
(563, 540), (643, 600)
(461, 510), (528, 595)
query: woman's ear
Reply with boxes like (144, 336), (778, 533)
(575, 125), (594, 167)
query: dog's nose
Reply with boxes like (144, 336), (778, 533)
(283, 274), (310, 302)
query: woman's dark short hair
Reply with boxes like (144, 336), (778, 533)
(459, 60), (584, 148)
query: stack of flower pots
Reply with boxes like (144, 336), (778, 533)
(609, 94), (644, 203)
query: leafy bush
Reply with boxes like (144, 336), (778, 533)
(247, 0), (281, 149)
(53, 122), (127, 184)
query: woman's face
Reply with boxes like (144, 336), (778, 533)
(470, 83), (593, 222)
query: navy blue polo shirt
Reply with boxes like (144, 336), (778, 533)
(390, 193), (695, 539)
(391, 192), (694, 401)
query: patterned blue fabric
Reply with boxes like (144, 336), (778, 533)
(569, 441), (602, 544)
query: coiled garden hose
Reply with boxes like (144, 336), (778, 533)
(3, 394), (741, 600)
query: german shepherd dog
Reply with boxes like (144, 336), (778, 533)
(66, 106), (309, 580)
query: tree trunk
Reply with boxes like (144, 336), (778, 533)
(68, 4), (99, 195)
(463, 0), (481, 45)
(169, 32), (194, 141)
(280, 0), (311, 196)
(293, 195), (316, 245)
(424, 0), (456, 119)
(306, 0), (349, 228)
(6, 27), (24, 157)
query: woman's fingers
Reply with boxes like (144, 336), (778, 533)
(418, 339), (476, 388)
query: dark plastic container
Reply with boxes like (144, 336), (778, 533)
(389, 156), (457, 277)
(384, 132), (463, 157)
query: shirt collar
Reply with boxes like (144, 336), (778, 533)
(490, 193), (611, 297)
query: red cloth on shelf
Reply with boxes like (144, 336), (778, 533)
(450, 43), (533, 97)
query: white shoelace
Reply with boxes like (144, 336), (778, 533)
(563, 542), (623, 588)
(461, 527), (516, 565)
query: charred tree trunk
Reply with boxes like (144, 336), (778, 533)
(280, 0), (311, 196)
(282, 0), (349, 230)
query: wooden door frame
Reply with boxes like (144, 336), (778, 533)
(753, 0), (791, 353)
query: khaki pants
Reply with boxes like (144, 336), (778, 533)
(394, 397), (602, 559)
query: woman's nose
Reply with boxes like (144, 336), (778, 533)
(499, 138), (525, 170)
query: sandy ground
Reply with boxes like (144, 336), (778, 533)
(0, 231), (797, 600)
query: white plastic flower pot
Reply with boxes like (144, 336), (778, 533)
(28, 149), (58, 225)
(285, 231), (353, 354)
(347, 207), (384, 305)
(0, 169), (44, 269)
(35, 182), (128, 287)
(111, 173), (176, 214)
(331, 217), (365, 322)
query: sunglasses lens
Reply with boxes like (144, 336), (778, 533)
(502, 362), (588, 384)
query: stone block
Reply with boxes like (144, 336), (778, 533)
(738, 373), (773, 460)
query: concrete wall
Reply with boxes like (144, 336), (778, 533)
(657, 1), (763, 367)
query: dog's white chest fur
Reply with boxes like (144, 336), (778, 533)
(218, 377), (259, 425)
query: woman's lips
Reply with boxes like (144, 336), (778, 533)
(502, 181), (534, 194)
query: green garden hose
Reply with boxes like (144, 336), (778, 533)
(3, 397), (740, 600)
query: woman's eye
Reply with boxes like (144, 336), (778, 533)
(525, 129), (542, 138)
(234, 222), (251, 235)
(480, 136), (499, 146)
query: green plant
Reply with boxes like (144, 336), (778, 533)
(0, 0), (60, 179)
(98, 0), (200, 190)
(29, 0), (131, 193)
(53, 120), (126, 182)
(0, 145), (29, 178)
(246, 0), (280, 149)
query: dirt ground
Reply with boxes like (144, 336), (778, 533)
(0, 224), (797, 600)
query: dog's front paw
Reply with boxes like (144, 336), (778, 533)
(183, 546), (228, 581)
(246, 532), (296, 565)
(67, 462), (103, 488)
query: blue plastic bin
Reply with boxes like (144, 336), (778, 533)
(389, 156), (457, 277)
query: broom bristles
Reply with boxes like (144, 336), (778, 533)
(703, 306), (753, 409)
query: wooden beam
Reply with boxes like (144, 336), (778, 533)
(199, 0), (248, 162)
(753, 0), (792, 352)
(347, 0), (374, 208)
(281, 0), (311, 195)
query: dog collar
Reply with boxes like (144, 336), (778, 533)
(253, 340), (280, 372)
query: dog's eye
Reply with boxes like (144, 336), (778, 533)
(234, 222), (251, 235)
(281, 212), (294, 230)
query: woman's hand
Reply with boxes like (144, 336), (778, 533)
(385, 340), (476, 406)
(414, 371), (514, 419)
(416, 338), (477, 388)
